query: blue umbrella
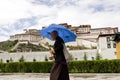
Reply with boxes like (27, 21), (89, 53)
(39, 24), (77, 43)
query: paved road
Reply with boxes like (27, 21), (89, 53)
(0, 73), (120, 80)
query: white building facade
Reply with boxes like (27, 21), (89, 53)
(9, 29), (43, 45)
(97, 34), (116, 59)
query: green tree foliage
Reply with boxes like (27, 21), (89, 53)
(96, 53), (102, 60)
(19, 56), (25, 62)
(10, 58), (13, 62)
(44, 56), (48, 61)
(83, 53), (87, 60)
(33, 58), (36, 62)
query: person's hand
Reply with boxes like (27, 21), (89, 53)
(50, 48), (55, 54)
(49, 56), (54, 60)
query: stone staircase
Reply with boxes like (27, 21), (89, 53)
(11, 41), (20, 51)
(0, 50), (8, 53)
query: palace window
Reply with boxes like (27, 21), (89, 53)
(107, 43), (111, 48)
(113, 43), (116, 48)
(106, 37), (111, 42)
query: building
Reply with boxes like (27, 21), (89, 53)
(90, 27), (118, 34)
(59, 23), (118, 48)
(76, 25), (91, 34)
(97, 34), (116, 59)
(9, 23), (118, 48)
(7, 23), (119, 60)
(59, 23), (78, 34)
(59, 23), (72, 29)
(9, 29), (43, 45)
(113, 33), (120, 59)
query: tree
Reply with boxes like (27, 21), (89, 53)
(83, 53), (87, 60)
(10, 57), (13, 62)
(6, 60), (9, 63)
(96, 53), (102, 60)
(33, 58), (36, 62)
(45, 55), (48, 61)
(70, 54), (74, 61)
(0, 59), (3, 63)
(19, 55), (25, 62)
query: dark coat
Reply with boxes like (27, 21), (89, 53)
(50, 36), (70, 80)
(53, 36), (66, 62)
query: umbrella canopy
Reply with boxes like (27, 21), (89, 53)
(39, 24), (77, 43)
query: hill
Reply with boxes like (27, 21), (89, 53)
(0, 40), (49, 52)
(16, 43), (49, 52)
(0, 40), (18, 52)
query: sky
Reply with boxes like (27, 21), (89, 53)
(0, 0), (120, 41)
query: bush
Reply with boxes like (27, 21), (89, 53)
(67, 45), (89, 50)
(0, 60), (120, 73)
(0, 63), (5, 72)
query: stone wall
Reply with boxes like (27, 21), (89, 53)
(0, 50), (97, 63)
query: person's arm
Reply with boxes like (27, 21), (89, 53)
(50, 48), (55, 54)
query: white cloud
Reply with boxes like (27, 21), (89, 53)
(0, 0), (120, 41)
(0, 0), (32, 24)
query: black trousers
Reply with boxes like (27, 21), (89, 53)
(50, 62), (70, 80)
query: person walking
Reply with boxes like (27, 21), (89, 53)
(49, 31), (70, 80)
(39, 24), (76, 80)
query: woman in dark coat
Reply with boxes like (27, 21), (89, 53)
(49, 31), (70, 80)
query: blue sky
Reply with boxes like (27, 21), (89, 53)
(0, 0), (120, 41)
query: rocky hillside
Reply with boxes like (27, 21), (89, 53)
(16, 43), (49, 52)
(0, 40), (18, 52)
(0, 40), (49, 52)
